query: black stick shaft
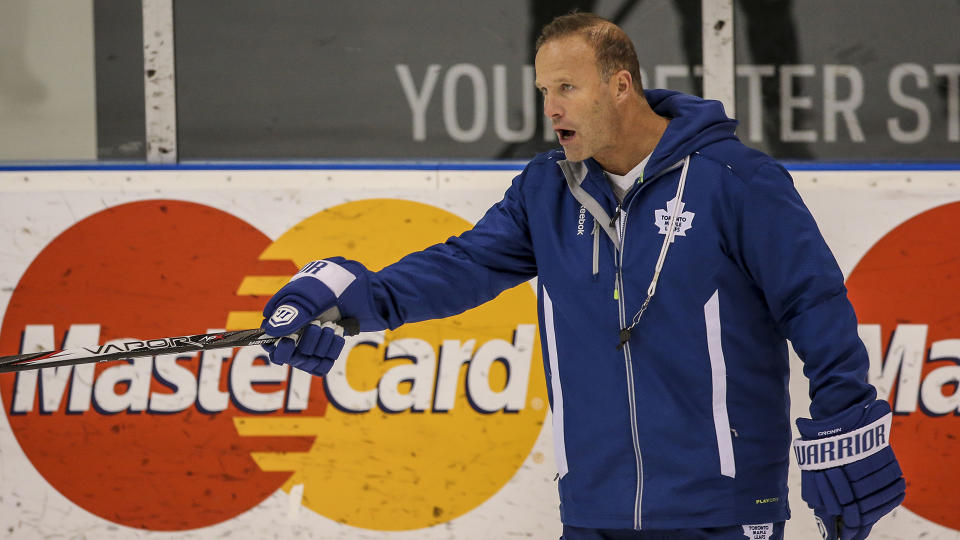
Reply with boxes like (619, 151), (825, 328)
(0, 313), (358, 373)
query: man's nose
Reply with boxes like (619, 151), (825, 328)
(543, 94), (562, 119)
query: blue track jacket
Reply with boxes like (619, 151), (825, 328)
(362, 90), (876, 529)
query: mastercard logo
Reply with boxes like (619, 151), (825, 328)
(0, 198), (546, 531)
(846, 200), (960, 531)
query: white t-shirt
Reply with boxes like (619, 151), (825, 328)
(604, 154), (651, 202)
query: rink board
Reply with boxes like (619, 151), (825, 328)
(0, 166), (958, 540)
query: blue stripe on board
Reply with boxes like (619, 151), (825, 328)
(1, 161), (959, 172)
(780, 162), (960, 171)
(0, 161), (529, 172)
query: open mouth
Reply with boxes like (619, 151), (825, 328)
(556, 128), (576, 142)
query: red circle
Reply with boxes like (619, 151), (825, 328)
(846, 201), (960, 530)
(0, 200), (325, 530)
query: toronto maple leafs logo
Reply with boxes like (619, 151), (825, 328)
(741, 523), (774, 540)
(654, 196), (695, 242)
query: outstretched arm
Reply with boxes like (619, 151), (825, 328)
(371, 172), (538, 329)
(260, 170), (538, 373)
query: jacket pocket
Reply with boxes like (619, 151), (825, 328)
(704, 289), (736, 478)
(542, 286), (569, 478)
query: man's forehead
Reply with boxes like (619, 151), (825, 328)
(535, 36), (598, 85)
(536, 35), (592, 63)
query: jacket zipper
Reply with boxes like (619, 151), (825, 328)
(613, 203), (644, 530)
(613, 156), (692, 528)
(556, 157), (687, 530)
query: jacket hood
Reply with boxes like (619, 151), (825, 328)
(642, 89), (738, 178)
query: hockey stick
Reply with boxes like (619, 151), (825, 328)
(0, 308), (359, 374)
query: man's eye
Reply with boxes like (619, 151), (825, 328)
(561, 84), (574, 91)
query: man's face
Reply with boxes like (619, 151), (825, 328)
(535, 35), (618, 163)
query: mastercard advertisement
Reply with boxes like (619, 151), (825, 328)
(0, 168), (958, 539)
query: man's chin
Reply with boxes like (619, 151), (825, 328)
(560, 145), (588, 162)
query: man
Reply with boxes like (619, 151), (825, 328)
(260, 13), (904, 540)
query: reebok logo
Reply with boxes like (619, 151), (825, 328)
(577, 205), (586, 236)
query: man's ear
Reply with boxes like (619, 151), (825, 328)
(614, 70), (633, 100)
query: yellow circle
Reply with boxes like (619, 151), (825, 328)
(256, 199), (546, 530)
